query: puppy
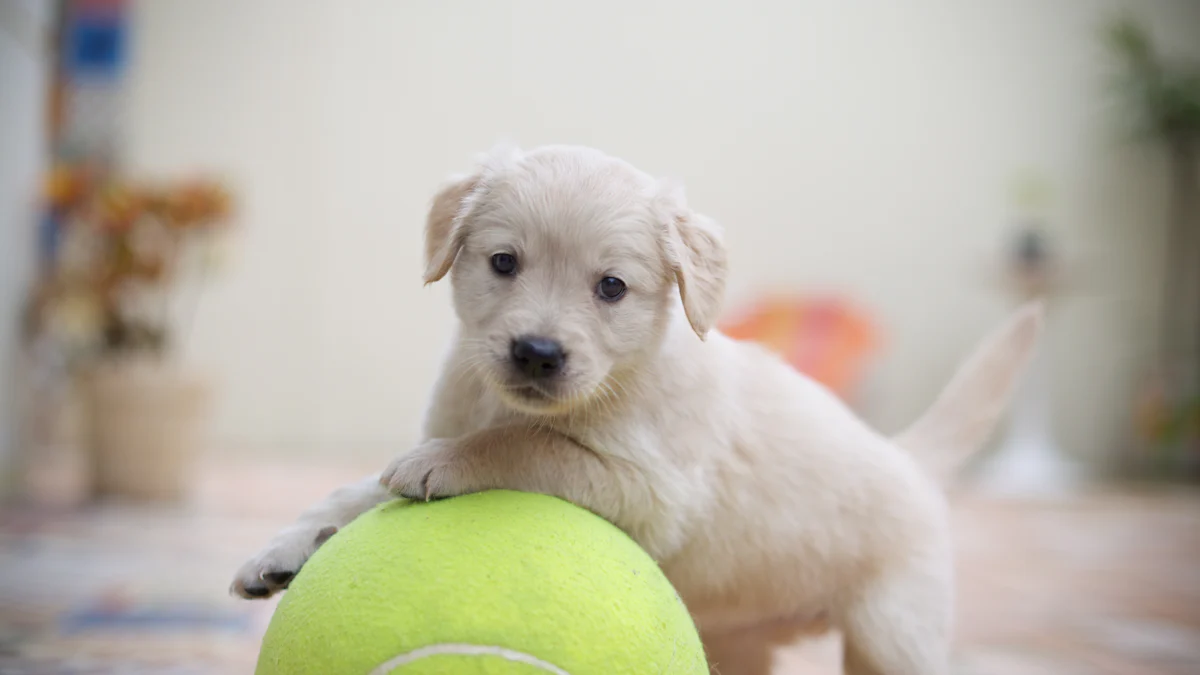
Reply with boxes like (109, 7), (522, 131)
(232, 144), (1042, 675)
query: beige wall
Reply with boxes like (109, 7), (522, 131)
(123, 0), (1200, 465)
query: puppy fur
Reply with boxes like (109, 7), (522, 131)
(231, 144), (1042, 675)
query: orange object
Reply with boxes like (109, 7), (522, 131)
(720, 295), (878, 399)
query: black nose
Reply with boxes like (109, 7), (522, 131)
(510, 336), (565, 379)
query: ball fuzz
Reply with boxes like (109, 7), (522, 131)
(256, 490), (707, 674)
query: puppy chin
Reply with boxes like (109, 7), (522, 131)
(493, 381), (570, 416)
(491, 375), (596, 416)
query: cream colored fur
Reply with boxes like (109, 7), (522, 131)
(231, 144), (1043, 675)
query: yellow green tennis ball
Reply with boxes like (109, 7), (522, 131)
(255, 490), (707, 675)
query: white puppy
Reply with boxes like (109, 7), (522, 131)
(232, 144), (1042, 675)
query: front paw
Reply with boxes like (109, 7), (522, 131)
(229, 524), (337, 599)
(379, 439), (473, 501)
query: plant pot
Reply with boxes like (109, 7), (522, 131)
(84, 357), (212, 501)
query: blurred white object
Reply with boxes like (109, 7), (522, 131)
(975, 336), (1082, 497)
(0, 0), (53, 499)
(975, 216), (1083, 497)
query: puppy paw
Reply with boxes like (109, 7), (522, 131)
(379, 439), (473, 501)
(229, 524), (338, 599)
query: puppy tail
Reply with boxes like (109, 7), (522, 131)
(892, 301), (1045, 486)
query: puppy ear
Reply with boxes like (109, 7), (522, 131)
(423, 173), (479, 284)
(657, 181), (728, 339)
(423, 143), (523, 284)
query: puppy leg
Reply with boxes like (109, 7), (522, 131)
(380, 427), (633, 523)
(702, 615), (830, 675)
(376, 425), (691, 558)
(230, 474), (393, 598)
(702, 630), (777, 675)
(839, 568), (951, 675)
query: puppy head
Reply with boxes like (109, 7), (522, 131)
(424, 144), (726, 415)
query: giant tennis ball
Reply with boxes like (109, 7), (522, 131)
(255, 490), (707, 674)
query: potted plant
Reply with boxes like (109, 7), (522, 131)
(25, 163), (233, 501)
(1103, 13), (1200, 478)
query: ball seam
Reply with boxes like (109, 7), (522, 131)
(367, 643), (573, 675)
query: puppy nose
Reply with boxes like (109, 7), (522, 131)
(510, 336), (565, 379)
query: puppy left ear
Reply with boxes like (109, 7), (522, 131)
(657, 181), (728, 339)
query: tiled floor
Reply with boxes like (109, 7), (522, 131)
(775, 490), (1200, 674)
(1, 460), (1198, 674)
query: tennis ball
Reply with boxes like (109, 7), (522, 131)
(255, 490), (707, 675)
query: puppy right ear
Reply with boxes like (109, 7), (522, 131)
(423, 143), (522, 284)
(423, 173), (479, 284)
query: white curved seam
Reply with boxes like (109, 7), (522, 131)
(368, 643), (573, 675)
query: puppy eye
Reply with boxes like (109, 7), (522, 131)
(596, 276), (627, 301)
(491, 253), (518, 276)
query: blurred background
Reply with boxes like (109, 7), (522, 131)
(1, 0), (1198, 673)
